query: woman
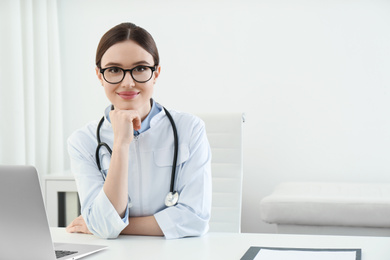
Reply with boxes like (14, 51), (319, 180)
(66, 23), (212, 239)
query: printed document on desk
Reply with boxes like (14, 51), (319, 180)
(241, 247), (361, 260)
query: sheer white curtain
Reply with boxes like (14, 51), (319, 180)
(0, 0), (64, 175)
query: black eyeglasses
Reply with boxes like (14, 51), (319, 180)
(100, 65), (156, 84)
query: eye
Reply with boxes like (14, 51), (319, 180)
(133, 66), (147, 72)
(106, 67), (122, 74)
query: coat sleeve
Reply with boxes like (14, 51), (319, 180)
(67, 130), (129, 239)
(154, 117), (212, 239)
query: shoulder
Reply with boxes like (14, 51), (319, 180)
(167, 109), (205, 130)
(164, 109), (207, 145)
(67, 119), (100, 153)
(152, 104), (205, 132)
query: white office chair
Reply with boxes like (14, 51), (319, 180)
(197, 113), (245, 233)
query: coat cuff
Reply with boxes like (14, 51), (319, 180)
(85, 189), (129, 238)
(154, 209), (180, 239)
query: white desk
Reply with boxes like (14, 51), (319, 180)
(50, 228), (390, 259)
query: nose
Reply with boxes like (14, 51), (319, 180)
(121, 71), (136, 87)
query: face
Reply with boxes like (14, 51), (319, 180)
(96, 40), (160, 120)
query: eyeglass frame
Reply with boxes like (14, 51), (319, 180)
(99, 65), (157, 84)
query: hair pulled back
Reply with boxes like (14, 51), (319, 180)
(95, 23), (159, 68)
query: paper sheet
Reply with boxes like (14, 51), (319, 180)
(254, 249), (356, 260)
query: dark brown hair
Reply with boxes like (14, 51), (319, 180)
(95, 22), (159, 68)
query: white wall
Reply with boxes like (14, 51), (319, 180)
(57, 0), (390, 233)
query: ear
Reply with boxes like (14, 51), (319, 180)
(96, 67), (104, 85)
(153, 65), (161, 84)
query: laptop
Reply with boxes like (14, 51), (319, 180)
(0, 165), (107, 260)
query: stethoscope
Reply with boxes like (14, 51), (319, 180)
(95, 105), (179, 207)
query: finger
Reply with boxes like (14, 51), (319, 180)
(132, 115), (142, 131)
(66, 215), (83, 230)
(120, 110), (141, 130)
(66, 223), (91, 234)
(66, 224), (78, 233)
(68, 216), (81, 227)
(66, 221), (76, 232)
(67, 225), (83, 234)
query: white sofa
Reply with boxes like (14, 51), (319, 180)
(260, 182), (390, 236)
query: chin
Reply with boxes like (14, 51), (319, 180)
(110, 100), (134, 110)
(115, 104), (137, 110)
(112, 98), (151, 112)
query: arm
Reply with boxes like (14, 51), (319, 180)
(103, 109), (141, 217)
(67, 215), (163, 237)
(67, 139), (128, 238)
(121, 216), (164, 236)
(67, 109), (142, 238)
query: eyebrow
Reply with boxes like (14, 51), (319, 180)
(104, 60), (152, 67)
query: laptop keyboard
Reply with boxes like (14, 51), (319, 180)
(55, 250), (78, 258)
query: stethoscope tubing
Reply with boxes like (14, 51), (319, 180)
(95, 105), (179, 205)
(163, 107), (178, 194)
(95, 116), (111, 174)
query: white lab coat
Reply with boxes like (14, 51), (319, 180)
(67, 103), (212, 239)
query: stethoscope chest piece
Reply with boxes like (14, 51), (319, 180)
(165, 191), (179, 207)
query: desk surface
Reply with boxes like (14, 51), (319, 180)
(50, 228), (390, 259)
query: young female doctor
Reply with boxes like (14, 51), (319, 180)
(66, 23), (212, 239)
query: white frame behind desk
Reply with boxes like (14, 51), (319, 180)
(42, 175), (78, 227)
(50, 228), (390, 260)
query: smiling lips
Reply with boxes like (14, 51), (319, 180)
(117, 91), (139, 100)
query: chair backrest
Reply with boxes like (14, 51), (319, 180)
(197, 113), (244, 233)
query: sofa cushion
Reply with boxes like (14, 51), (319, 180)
(260, 182), (390, 228)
